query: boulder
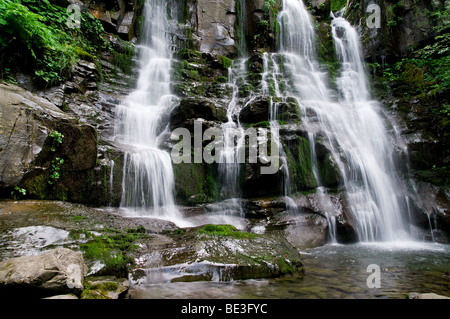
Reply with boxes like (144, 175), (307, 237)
(170, 97), (227, 130)
(129, 225), (303, 285)
(239, 96), (270, 124)
(0, 248), (88, 297)
(266, 213), (329, 249)
(81, 276), (129, 299)
(0, 83), (72, 189)
(117, 11), (135, 41)
(0, 83), (102, 203)
(239, 96), (301, 124)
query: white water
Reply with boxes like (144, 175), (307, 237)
(278, 0), (412, 242)
(114, 0), (188, 226)
(261, 52), (298, 213)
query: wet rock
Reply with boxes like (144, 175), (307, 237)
(0, 248), (88, 297)
(81, 276), (129, 299)
(0, 83), (71, 188)
(266, 213), (329, 249)
(408, 292), (450, 299)
(117, 11), (135, 41)
(170, 97), (227, 130)
(238, 96), (301, 125)
(1, 226), (71, 259)
(129, 225), (303, 285)
(346, 0), (438, 59)
(0, 83), (101, 203)
(195, 0), (238, 57)
(311, 0), (331, 15)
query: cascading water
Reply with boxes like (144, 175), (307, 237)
(210, 0), (252, 222)
(277, 0), (413, 242)
(213, 60), (247, 219)
(261, 52), (298, 212)
(114, 0), (186, 225)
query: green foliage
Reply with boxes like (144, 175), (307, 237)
(50, 130), (64, 152)
(381, 7), (450, 96)
(263, 0), (278, 15)
(386, 2), (406, 28)
(330, 0), (347, 12)
(48, 157), (64, 185)
(0, 0), (107, 86)
(11, 186), (26, 200)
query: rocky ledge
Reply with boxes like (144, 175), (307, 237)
(0, 200), (304, 299)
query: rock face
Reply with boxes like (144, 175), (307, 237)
(0, 248), (88, 297)
(346, 0), (443, 60)
(0, 83), (101, 203)
(196, 0), (238, 57)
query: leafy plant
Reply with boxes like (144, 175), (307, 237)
(48, 157), (64, 185)
(11, 186), (26, 200)
(50, 130), (64, 152)
(0, 0), (107, 86)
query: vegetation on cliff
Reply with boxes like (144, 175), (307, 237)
(0, 0), (107, 86)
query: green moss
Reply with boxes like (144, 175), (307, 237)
(213, 75), (229, 83)
(22, 172), (47, 199)
(111, 44), (135, 75)
(330, 0), (347, 12)
(173, 162), (208, 204)
(69, 229), (94, 240)
(284, 136), (317, 191)
(198, 224), (257, 239)
(81, 281), (120, 299)
(80, 229), (149, 276)
(219, 55), (233, 69)
(247, 121), (271, 128)
(318, 154), (339, 188)
(237, 252), (302, 276)
(204, 164), (219, 202)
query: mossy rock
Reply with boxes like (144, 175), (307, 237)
(283, 135), (318, 192)
(81, 276), (129, 299)
(197, 224), (257, 239)
(129, 225), (303, 284)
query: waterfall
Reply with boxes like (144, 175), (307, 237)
(278, 0), (412, 242)
(261, 52), (298, 213)
(114, 0), (185, 225)
(213, 60), (247, 218)
(212, 1), (252, 220)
